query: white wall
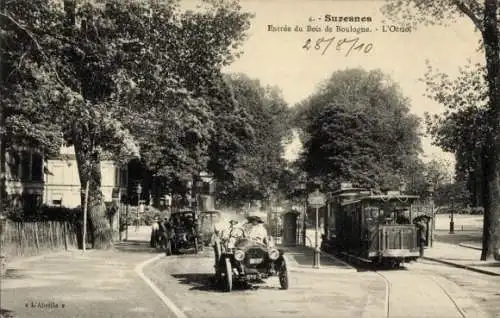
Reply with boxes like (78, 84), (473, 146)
(44, 158), (126, 208)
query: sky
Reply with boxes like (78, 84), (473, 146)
(208, 0), (485, 166)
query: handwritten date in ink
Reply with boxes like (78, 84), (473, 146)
(302, 36), (373, 57)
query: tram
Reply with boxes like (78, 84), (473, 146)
(322, 185), (422, 267)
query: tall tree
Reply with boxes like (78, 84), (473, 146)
(111, 0), (252, 199)
(295, 68), (422, 192)
(213, 73), (292, 208)
(0, 0), (251, 247)
(384, 0), (499, 259)
(423, 62), (488, 207)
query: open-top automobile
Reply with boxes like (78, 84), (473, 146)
(213, 228), (290, 292)
(165, 209), (201, 255)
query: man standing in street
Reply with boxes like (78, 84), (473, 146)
(413, 215), (429, 257)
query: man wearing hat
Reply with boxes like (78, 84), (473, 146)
(245, 216), (268, 244)
(221, 220), (245, 243)
(150, 215), (161, 247)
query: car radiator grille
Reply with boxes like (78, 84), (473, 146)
(244, 247), (267, 265)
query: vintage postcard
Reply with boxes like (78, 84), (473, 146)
(0, 0), (496, 317)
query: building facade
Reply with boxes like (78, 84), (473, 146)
(5, 146), (127, 211)
(4, 147), (45, 212)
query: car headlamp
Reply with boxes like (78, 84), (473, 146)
(234, 249), (245, 261)
(269, 248), (279, 260)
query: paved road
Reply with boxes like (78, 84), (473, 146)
(144, 248), (487, 318)
(144, 248), (386, 318)
(1, 242), (175, 318)
(407, 259), (500, 318)
(1, 224), (492, 318)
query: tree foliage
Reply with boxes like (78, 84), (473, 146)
(108, 0), (253, 196)
(382, 0), (500, 259)
(212, 73), (292, 207)
(0, 0), (252, 247)
(294, 68), (422, 192)
(423, 62), (488, 206)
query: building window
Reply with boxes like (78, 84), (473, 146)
(7, 152), (20, 179)
(20, 151), (31, 181)
(120, 168), (128, 187)
(31, 152), (43, 181)
(201, 181), (211, 195)
(51, 193), (63, 206)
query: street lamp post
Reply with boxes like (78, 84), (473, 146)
(449, 196), (455, 234)
(136, 184), (142, 230)
(0, 214), (7, 276)
(427, 184), (435, 247)
(297, 183), (307, 246)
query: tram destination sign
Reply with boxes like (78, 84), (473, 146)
(308, 189), (326, 208)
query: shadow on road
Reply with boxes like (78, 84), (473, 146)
(3, 268), (29, 280)
(171, 273), (255, 292)
(113, 240), (163, 254)
(473, 262), (500, 268)
(0, 308), (16, 318)
(322, 252), (412, 273)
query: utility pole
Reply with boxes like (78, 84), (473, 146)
(0, 103), (5, 217)
(0, 0), (6, 218)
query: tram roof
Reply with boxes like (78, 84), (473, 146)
(331, 187), (370, 197)
(363, 194), (420, 200)
(340, 194), (420, 205)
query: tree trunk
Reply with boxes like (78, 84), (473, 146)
(480, 0), (500, 261)
(74, 140), (113, 250)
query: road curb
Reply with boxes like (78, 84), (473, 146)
(134, 254), (188, 318)
(422, 256), (500, 276)
(458, 243), (482, 250)
(289, 267), (357, 274)
(286, 245), (356, 270)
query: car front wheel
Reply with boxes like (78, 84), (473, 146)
(223, 258), (233, 292)
(278, 257), (289, 290)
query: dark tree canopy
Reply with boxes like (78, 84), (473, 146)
(212, 73), (292, 207)
(295, 68), (422, 192)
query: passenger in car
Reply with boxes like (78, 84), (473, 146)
(245, 216), (268, 244)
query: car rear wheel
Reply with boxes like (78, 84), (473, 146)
(223, 257), (233, 292)
(279, 257), (289, 290)
(194, 237), (199, 253)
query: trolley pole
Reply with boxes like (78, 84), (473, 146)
(308, 189), (326, 270)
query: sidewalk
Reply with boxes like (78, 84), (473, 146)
(280, 245), (357, 274)
(0, 241), (175, 318)
(423, 241), (500, 276)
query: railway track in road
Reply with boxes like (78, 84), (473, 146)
(373, 270), (468, 318)
(143, 246), (485, 318)
(339, 253), (477, 318)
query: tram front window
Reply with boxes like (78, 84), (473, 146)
(364, 206), (380, 224)
(396, 209), (411, 224)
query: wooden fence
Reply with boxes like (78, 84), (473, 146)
(1, 221), (80, 257)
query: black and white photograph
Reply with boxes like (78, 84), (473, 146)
(1, 0), (499, 317)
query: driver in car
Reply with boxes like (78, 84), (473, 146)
(221, 220), (245, 246)
(245, 216), (268, 244)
